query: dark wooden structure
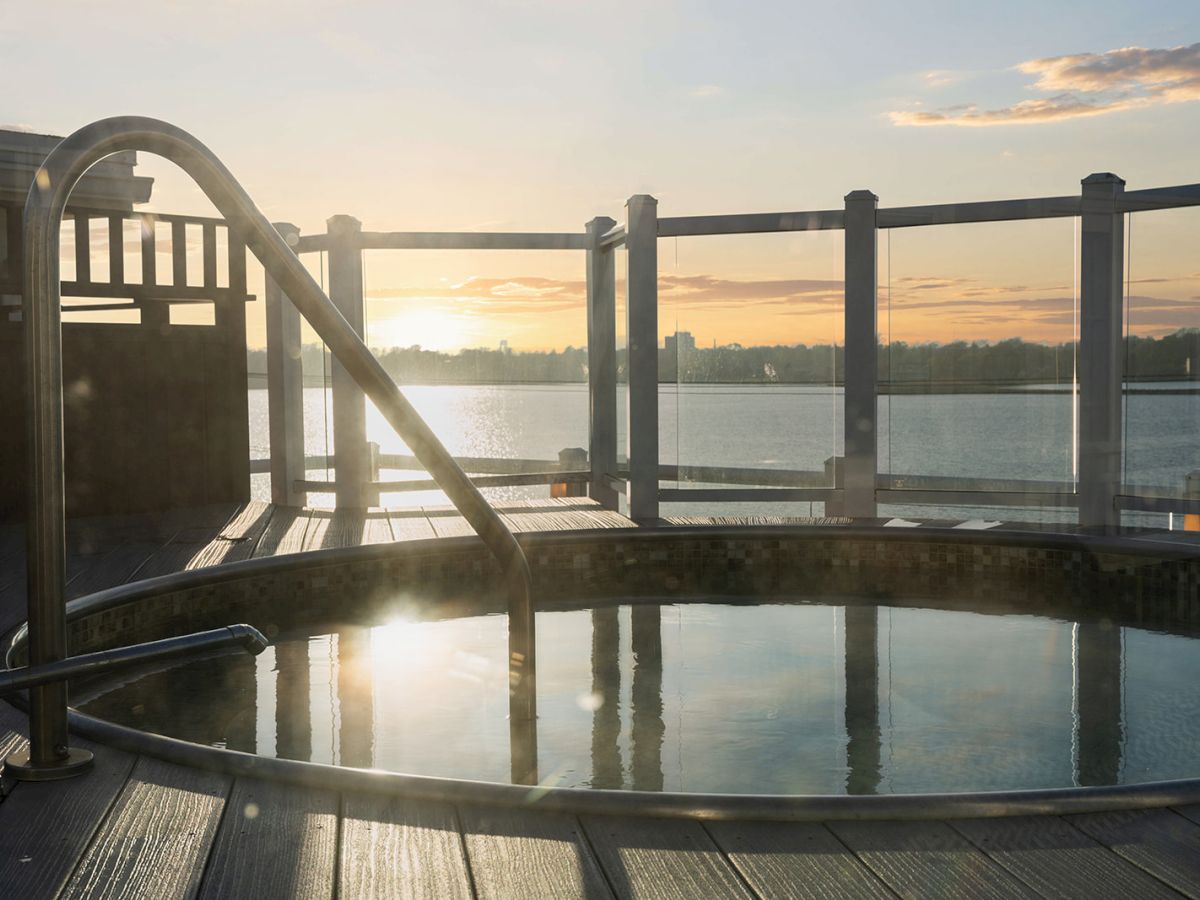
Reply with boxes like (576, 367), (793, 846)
(0, 130), (252, 519)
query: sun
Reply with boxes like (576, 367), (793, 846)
(366, 305), (484, 352)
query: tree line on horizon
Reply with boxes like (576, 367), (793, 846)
(246, 329), (1200, 386)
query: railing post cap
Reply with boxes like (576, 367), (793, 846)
(327, 214), (363, 231)
(586, 215), (617, 230)
(626, 194), (658, 208)
(1082, 173), (1125, 187)
(272, 221), (300, 235)
(844, 189), (878, 203)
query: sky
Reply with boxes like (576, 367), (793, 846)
(3, 0), (1198, 350)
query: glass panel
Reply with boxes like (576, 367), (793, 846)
(361, 248), (589, 508)
(659, 231), (843, 517)
(878, 218), (1078, 524)
(1122, 208), (1200, 530)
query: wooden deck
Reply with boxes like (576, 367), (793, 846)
(2, 500), (1200, 898)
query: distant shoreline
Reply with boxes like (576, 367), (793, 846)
(246, 373), (1200, 395)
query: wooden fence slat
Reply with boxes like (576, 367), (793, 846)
(108, 215), (124, 284)
(74, 213), (90, 283)
(172, 219), (187, 287)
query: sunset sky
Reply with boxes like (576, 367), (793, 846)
(5, 1), (1198, 350)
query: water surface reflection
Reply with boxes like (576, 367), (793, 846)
(74, 600), (1200, 794)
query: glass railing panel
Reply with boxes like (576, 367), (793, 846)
(657, 231), (844, 518)
(1121, 208), (1200, 530)
(362, 248), (589, 508)
(877, 217), (1079, 524)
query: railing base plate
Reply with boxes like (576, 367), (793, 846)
(4, 747), (94, 781)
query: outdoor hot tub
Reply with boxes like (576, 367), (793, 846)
(11, 525), (1200, 818)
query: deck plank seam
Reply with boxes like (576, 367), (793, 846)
(192, 771), (240, 897)
(1068, 809), (1200, 897)
(246, 503), (283, 560)
(449, 804), (481, 900)
(573, 813), (624, 900)
(944, 815), (1119, 899)
(331, 791), (345, 900)
(818, 821), (905, 899)
(696, 819), (768, 900)
(48, 751), (142, 899)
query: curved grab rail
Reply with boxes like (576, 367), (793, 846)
(21, 117), (535, 776)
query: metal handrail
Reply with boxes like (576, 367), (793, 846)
(1, 626), (268, 694)
(20, 117), (535, 779)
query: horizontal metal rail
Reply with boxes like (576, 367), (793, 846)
(660, 487), (836, 503)
(295, 470), (589, 494)
(1, 626), (267, 693)
(292, 232), (589, 253)
(877, 195), (1081, 228)
(360, 231), (588, 251)
(598, 224), (626, 249)
(658, 209), (844, 237)
(1119, 183), (1200, 212)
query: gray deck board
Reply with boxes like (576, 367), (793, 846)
(424, 506), (479, 538)
(1067, 808), (1200, 898)
(186, 500), (275, 569)
(388, 507), (437, 541)
(198, 777), (338, 900)
(828, 820), (1037, 900)
(951, 814), (1182, 899)
(253, 506), (315, 558)
(460, 805), (613, 899)
(0, 707), (136, 900)
(581, 814), (754, 899)
(64, 540), (165, 600)
(60, 755), (229, 900)
(339, 792), (473, 899)
(1174, 805), (1200, 827)
(706, 820), (896, 900)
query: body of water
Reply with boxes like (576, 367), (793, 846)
(246, 383), (1199, 523)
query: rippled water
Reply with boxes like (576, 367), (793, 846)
(75, 601), (1200, 794)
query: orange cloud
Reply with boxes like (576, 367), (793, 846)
(891, 42), (1200, 127)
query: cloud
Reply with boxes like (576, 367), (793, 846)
(890, 42), (1200, 127)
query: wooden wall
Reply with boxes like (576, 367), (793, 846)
(1, 320), (250, 519)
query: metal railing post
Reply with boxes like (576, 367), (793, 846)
(586, 215), (619, 510)
(625, 195), (659, 522)
(265, 222), (306, 507)
(843, 190), (879, 518)
(17, 116), (537, 780)
(12, 198), (94, 779)
(327, 215), (373, 508)
(1078, 173), (1125, 531)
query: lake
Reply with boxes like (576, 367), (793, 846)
(247, 383), (1200, 525)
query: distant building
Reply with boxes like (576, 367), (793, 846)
(664, 330), (696, 354)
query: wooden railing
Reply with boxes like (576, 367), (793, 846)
(59, 206), (251, 320)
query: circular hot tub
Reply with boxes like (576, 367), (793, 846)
(11, 526), (1200, 819)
